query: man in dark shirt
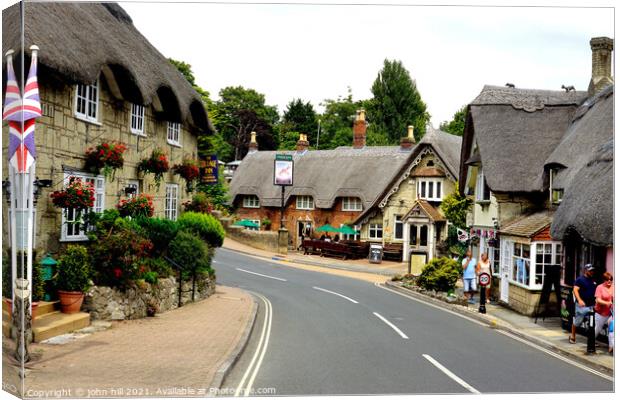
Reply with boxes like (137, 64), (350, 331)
(569, 264), (597, 344)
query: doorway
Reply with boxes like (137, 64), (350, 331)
(297, 221), (313, 250)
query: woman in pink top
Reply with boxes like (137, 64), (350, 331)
(594, 272), (614, 341)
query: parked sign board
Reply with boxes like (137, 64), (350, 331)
(274, 154), (293, 186)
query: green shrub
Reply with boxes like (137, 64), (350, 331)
(142, 257), (174, 278)
(141, 271), (159, 284)
(56, 245), (92, 293)
(417, 257), (461, 293)
(134, 217), (179, 255)
(183, 192), (213, 214)
(169, 231), (212, 279)
(177, 212), (225, 248)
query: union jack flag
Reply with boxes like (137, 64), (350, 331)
(3, 48), (41, 172)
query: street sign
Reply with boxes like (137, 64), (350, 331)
(478, 272), (491, 287)
(274, 154), (293, 186)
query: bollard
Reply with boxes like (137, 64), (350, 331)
(587, 309), (596, 353)
(478, 272), (490, 314)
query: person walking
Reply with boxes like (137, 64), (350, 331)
(569, 264), (597, 344)
(462, 249), (477, 304)
(594, 272), (614, 345)
(476, 252), (492, 304)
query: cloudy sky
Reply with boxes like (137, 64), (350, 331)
(121, 0), (614, 127)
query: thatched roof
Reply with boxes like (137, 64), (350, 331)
(352, 127), (462, 225)
(459, 85), (588, 193)
(545, 85), (613, 189)
(2, 2), (214, 133)
(229, 146), (414, 209)
(550, 139), (613, 246)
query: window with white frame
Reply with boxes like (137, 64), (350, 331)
(476, 169), (491, 202)
(243, 195), (260, 208)
(167, 122), (181, 146)
(296, 196), (314, 210)
(418, 179), (443, 201)
(75, 80), (99, 123)
(512, 243), (531, 286)
(394, 215), (403, 240)
(342, 197), (362, 211)
(369, 223), (383, 239)
(61, 173), (105, 241)
(534, 242), (563, 286)
(489, 244), (501, 276)
(165, 184), (179, 220)
(130, 104), (145, 135)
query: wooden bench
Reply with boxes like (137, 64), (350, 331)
(382, 243), (403, 261)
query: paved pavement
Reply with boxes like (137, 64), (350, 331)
(215, 247), (613, 395)
(2, 286), (254, 399)
(222, 238), (614, 378)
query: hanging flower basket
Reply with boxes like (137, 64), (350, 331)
(173, 159), (200, 193)
(138, 149), (170, 189)
(117, 194), (154, 218)
(84, 142), (127, 181)
(50, 177), (95, 211)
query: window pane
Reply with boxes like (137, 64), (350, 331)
(436, 182), (441, 198)
(409, 225), (417, 245)
(421, 182), (426, 198)
(428, 182), (434, 198)
(420, 225), (428, 246)
(522, 245), (530, 258)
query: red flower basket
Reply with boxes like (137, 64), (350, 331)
(85, 142), (127, 180)
(117, 194), (154, 218)
(138, 149), (170, 188)
(173, 159), (200, 193)
(50, 177), (95, 211)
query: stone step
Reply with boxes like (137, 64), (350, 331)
(32, 311), (91, 342)
(2, 300), (59, 321)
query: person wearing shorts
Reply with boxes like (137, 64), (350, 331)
(569, 264), (597, 344)
(462, 249), (477, 304)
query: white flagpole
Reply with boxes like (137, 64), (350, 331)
(9, 165), (17, 303)
(26, 165), (34, 313)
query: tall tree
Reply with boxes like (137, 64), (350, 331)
(280, 99), (318, 147)
(439, 105), (467, 136)
(317, 88), (361, 149)
(213, 86), (279, 161)
(367, 59), (430, 143)
(168, 58), (213, 109)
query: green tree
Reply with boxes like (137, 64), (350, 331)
(317, 88), (362, 149)
(213, 86), (279, 161)
(168, 58), (213, 109)
(367, 59), (430, 143)
(440, 184), (472, 229)
(280, 99), (317, 146)
(439, 106), (467, 136)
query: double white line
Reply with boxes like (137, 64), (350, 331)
(235, 292), (273, 397)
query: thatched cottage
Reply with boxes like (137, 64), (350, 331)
(229, 110), (462, 261)
(459, 37), (613, 315)
(2, 2), (214, 252)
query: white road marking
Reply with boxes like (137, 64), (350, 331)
(373, 312), (409, 339)
(234, 292), (273, 397)
(497, 330), (614, 381)
(377, 283), (614, 381)
(235, 268), (287, 282)
(312, 286), (359, 304)
(422, 354), (480, 394)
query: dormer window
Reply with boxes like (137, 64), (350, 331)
(167, 122), (181, 146)
(549, 168), (563, 205)
(418, 179), (442, 201)
(296, 196), (314, 210)
(342, 197), (362, 211)
(476, 169), (491, 203)
(75, 80), (99, 123)
(130, 104), (145, 135)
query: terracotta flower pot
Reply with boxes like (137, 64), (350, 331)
(58, 290), (84, 314)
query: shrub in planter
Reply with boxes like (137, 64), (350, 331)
(117, 194), (155, 218)
(182, 192), (213, 214)
(169, 231), (211, 280)
(177, 211), (225, 248)
(173, 159), (200, 193)
(134, 217), (179, 256)
(56, 245), (92, 313)
(261, 218), (272, 230)
(84, 142), (127, 180)
(417, 257), (461, 293)
(138, 149), (170, 188)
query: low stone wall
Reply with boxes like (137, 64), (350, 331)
(83, 275), (216, 320)
(219, 216), (282, 253)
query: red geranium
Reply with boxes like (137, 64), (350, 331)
(138, 149), (170, 188)
(85, 142), (127, 180)
(50, 177), (95, 210)
(173, 158), (200, 193)
(116, 194), (155, 218)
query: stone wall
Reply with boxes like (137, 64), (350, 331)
(1, 72), (199, 254)
(221, 216), (281, 253)
(83, 274), (215, 320)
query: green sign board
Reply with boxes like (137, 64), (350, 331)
(275, 154), (293, 162)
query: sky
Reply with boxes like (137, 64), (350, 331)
(120, 0), (614, 127)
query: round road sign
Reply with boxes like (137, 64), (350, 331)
(478, 272), (491, 287)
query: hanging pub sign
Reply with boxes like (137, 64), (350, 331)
(201, 155), (219, 185)
(274, 154), (293, 186)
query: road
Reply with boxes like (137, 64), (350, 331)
(214, 248), (613, 396)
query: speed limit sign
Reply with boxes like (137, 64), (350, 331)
(479, 272), (491, 287)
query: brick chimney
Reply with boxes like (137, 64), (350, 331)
(400, 125), (416, 150)
(248, 131), (258, 153)
(588, 37), (614, 96)
(352, 109), (367, 149)
(296, 133), (309, 152)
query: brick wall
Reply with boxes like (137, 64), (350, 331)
(2, 74), (199, 253)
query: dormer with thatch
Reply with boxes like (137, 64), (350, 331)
(1, 2), (215, 251)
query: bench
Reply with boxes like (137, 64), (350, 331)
(382, 243), (403, 261)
